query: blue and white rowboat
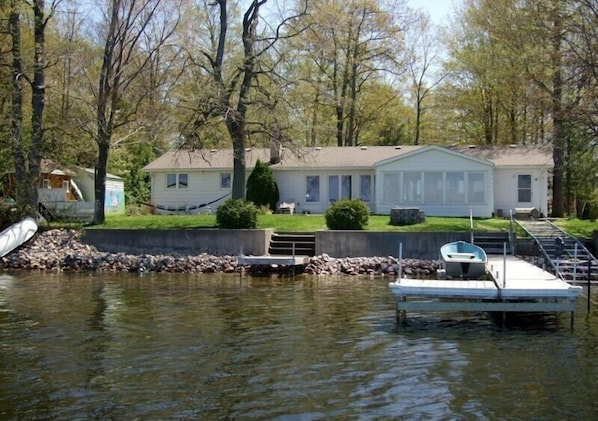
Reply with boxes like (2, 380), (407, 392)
(440, 240), (487, 279)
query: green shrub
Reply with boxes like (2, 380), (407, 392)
(325, 199), (370, 230)
(246, 159), (280, 212)
(216, 199), (257, 229)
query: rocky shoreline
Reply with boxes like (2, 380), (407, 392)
(0, 228), (442, 276)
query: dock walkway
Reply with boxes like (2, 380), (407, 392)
(389, 255), (582, 324)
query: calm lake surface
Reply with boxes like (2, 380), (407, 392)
(1, 271), (598, 420)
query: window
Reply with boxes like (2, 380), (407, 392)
(42, 179), (51, 189)
(62, 180), (70, 192)
(424, 172), (443, 205)
(467, 172), (485, 204)
(329, 175), (352, 202)
(179, 174), (188, 188)
(167, 173), (188, 189)
(360, 175), (372, 202)
(383, 173), (401, 203)
(341, 175), (352, 199)
(446, 172), (465, 204)
(329, 176), (339, 202)
(402, 172), (422, 204)
(306, 176), (320, 202)
(221, 173), (231, 189)
(518, 174), (532, 203)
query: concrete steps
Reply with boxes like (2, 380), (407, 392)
(268, 232), (316, 257)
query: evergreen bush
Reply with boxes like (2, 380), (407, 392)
(246, 159), (280, 212)
(325, 199), (370, 230)
(216, 199), (258, 229)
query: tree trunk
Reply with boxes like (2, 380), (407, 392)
(28, 0), (46, 211)
(93, 135), (109, 224)
(9, 0), (32, 213)
(227, 119), (246, 200)
(550, 0), (564, 217)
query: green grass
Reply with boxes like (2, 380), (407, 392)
(85, 213), (598, 238)
(91, 213), (518, 233)
(553, 218), (598, 239)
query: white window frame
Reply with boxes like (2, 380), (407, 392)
(518, 174), (532, 203)
(220, 173), (231, 189)
(166, 173), (188, 189)
(306, 175), (320, 202)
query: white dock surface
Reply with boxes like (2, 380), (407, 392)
(486, 255), (581, 299)
(389, 255), (582, 316)
(237, 255), (310, 266)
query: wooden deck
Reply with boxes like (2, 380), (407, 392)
(389, 255), (583, 324)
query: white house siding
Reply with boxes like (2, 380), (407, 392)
(273, 169), (376, 214)
(374, 147), (494, 217)
(150, 171), (231, 213)
(493, 167), (550, 218)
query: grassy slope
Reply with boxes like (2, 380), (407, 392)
(86, 214), (598, 238)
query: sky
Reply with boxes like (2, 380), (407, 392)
(407, 0), (461, 25)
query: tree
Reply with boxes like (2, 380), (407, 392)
(183, 0), (307, 200)
(7, 0), (56, 215)
(246, 159), (279, 211)
(405, 11), (446, 145)
(92, 0), (179, 224)
(291, 0), (407, 147)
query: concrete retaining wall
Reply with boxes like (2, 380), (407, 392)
(315, 231), (472, 259)
(82, 229), (535, 260)
(82, 229), (273, 256)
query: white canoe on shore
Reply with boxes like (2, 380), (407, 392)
(0, 217), (38, 258)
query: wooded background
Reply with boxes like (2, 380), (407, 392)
(1, 0), (596, 222)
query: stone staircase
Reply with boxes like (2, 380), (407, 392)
(517, 220), (598, 285)
(268, 232), (316, 257)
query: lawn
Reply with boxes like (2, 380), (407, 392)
(86, 213), (598, 238)
(95, 213), (509, 231)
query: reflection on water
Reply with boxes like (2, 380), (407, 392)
(1, 271), (598, 419)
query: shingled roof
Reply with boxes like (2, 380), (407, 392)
(143, 144), (553, 172)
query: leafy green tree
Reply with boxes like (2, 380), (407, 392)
(246, 159), (279, 212)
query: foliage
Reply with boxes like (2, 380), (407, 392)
(216, 199), (257, 229)
(246, 160), (280, 212)
(325, 199), (370, 230)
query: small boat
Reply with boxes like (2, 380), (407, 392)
(440, 240), (487, 279)
(0, 217), (38, 258)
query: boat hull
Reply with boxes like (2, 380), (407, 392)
(0, 217), (38, 258)
(441, 241), (487, 279)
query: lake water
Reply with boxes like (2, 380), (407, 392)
(1, 271), (598, 420)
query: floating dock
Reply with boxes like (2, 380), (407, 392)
(237, 255), (310, 266)
(389, 255), (583, 326)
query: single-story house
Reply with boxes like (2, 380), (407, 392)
(142, 144), (553, 218)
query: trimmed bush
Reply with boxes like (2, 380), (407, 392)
(325, 199), (370, 230)
(246, 159), (280, 212)
(216, 199), (258, 229)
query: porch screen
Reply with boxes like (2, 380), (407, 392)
(402, 172), (422, 204)
(446, 172), (465, 204)
(424, 172), (443, 204)
(383, 173), (400, 203)
(467, 172), (485, 204)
